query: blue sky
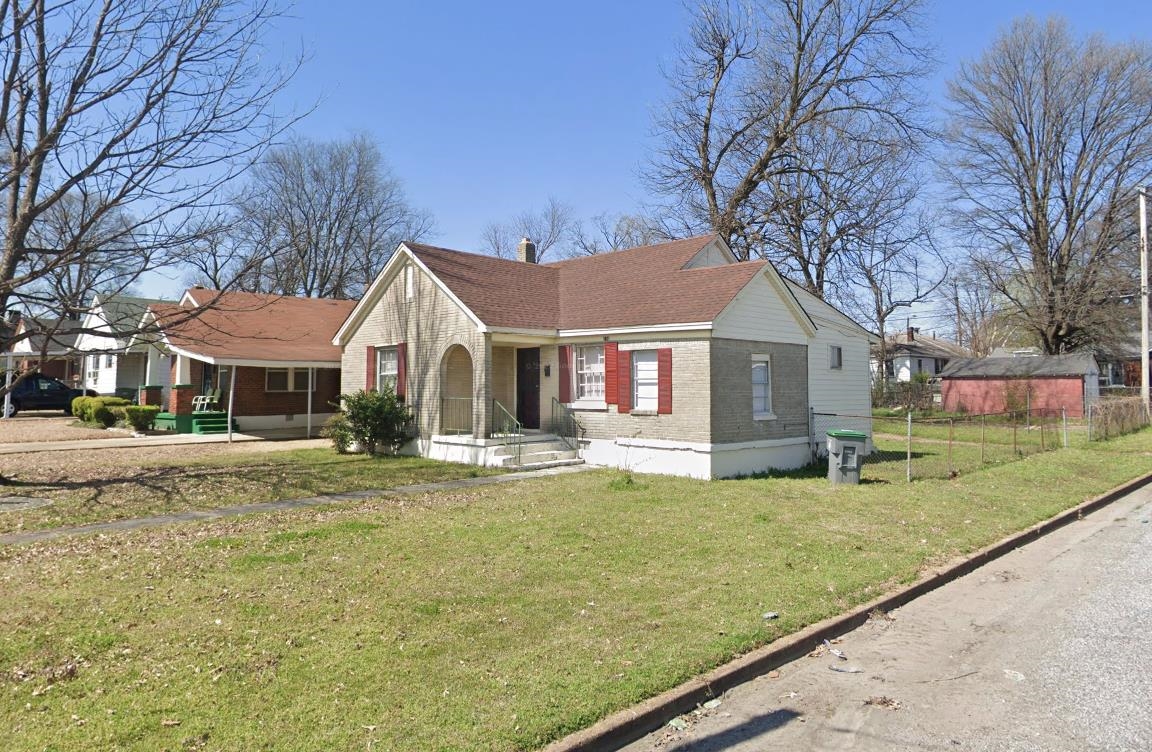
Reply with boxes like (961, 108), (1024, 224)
(263, 1), (1140, 246)
(148, 1), (1148, 303)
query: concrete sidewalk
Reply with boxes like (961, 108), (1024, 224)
(0, 431), (307, 454)
(0, 463), (590, 546)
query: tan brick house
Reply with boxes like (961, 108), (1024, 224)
(138, 288), (354, 435)
(334, 235), (875, 478)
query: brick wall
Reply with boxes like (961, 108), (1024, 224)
(570, 337), (712, 443)
(710, 338), (809, 443)
(221, 365), (341, 416)
(942, 376), (1085, 418)
(341, 256), (488, 438)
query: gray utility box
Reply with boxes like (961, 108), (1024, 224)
(826, 429), (868, 485)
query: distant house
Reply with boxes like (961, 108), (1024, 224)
(333, 235), (877, 478)
(138, 288), (355, 435)
(74, 293), (172, 397)
(873, 328), (968, 382)
(939, 354), (1100, 418)
(6, 316), (84, 385)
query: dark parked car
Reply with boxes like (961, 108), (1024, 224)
(2, 374), (97, 417)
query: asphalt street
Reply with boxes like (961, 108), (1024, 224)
(620, 484), (1152, 752)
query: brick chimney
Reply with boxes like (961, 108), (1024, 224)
(517, 237), (537, 264)
(907, 326), (916, 342)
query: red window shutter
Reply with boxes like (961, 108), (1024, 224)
(657, 348), (673, 414)
(604, 342), (618, 404)
(617, 349), (632, 413)
(396, 342), (407, 400)
(558, 345), (572, 403)
(365, 345), (377, 391)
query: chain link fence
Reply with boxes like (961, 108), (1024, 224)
(1087, 396), (1150, 441)
(813, 409), (1069, 482)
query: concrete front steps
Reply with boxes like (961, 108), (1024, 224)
(492, 434), (583, 470)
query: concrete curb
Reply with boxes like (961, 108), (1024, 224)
(544, 469), (1152, 752)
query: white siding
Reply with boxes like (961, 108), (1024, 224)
(682, 239), (734, 269)
(807, 316), (872, 419)
(713, 274), (809, 344)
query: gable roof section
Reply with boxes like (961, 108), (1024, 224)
(782, 280), (878, 341)
(155, 290), (355, 367)
(548, 236), (770, 330)
(940, 354), (1099, 379)
(12, 317), (83, 354)
(885, 331), (968, 360)
(407, 243), (560, 329)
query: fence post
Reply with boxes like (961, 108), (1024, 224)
(948, 418), (954, 476)
(1062, 407), (1068, 448)
(1013, 412), (1018, 455)
(906, 411), (912, 483)
(980, 414), (986, 465)
(1087, 404), (1093, 441)
(809, 406), (816, 462)
(1040, 413), (1045, 451)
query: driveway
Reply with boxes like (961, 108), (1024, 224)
(620, 484), (1152, 752)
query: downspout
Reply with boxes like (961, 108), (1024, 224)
(226, 366), (237, 443)
(307, 367), (313, 438)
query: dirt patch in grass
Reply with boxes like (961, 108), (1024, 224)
(0, 414), (117, 443)
(0, 446), (503, 533)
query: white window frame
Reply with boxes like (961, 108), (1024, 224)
(87, 354), (101, 382)
(376, 346), (399, 392)
(632, 350), (659, 413)
(104, 353), (115, 368)
(573, 345), (605, 404)
(265, 367), (317, 393)
(752, 354), (774, 420)
(830, 345), (843, 370)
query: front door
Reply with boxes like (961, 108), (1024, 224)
(516, 347), (540, 429)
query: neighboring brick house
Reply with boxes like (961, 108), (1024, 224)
(139, 288), (354, 434)
(939, 354), (1100, 418)
(333, 235), (876, 478)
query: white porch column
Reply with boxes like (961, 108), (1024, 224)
(175, 353), (191, 384)
(306, 367), (314, 438)
(226, 366), (237, 443)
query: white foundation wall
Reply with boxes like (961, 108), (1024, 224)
(234, 412), (336, 433)
(580, 436), (812, 479)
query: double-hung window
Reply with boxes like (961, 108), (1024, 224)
(376, 346), (399, 392)
(830, 345), (843, 370)
(266, 367), (317, 393)
(575, 345), (604, 401)
(752, 358), (773, 419)
(632, 350), (659, 412)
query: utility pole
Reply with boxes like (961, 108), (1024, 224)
(953, 281), (963, 351)
(1141, 187), (1150, 417)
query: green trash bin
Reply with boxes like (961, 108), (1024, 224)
(826, 429), (868, 485)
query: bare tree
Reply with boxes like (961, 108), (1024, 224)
(646, 0), (931, 262)
(0, 0), (299, 399)
(216, 134), (434, 299)
(944, 16), (1152, 354)
(570, 213), (669, 256)
(947, 270), (1016, 357)
(481, 197), (574, 261)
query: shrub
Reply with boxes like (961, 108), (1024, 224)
(338, 387), (413, 455)
(71, 396), (93, 419)
(76, 396), (131, 426)
(92, 405), (118, 428)
(322, 413), (354, 454)
(113, 405), (160, 432)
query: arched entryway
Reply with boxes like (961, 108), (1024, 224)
(440, 344), (473, 435)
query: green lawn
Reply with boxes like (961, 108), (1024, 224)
(2, 433), (1151, 750)
(0, 449), (504, 534)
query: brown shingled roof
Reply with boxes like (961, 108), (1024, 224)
(404, 235), (765, 331)
(155, 290), (355, 364)
(406, 243), (559, 329)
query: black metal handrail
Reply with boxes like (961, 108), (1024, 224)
(491, 399), (522, 465)
(550, 397), (583, 453)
